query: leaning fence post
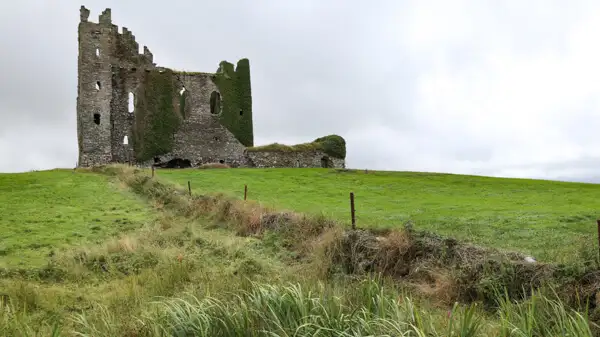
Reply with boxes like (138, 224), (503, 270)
(151, 166), (155, 178)
(244, 184), (248, 201)
(350, 192), (356, 230)
(188, 181), (192, 196)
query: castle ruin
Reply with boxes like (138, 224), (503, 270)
(76, 6), (346, 169)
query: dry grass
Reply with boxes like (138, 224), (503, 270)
(86, 164), (600, 315)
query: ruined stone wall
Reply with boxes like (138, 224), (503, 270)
(150, 72), (247, 167)
(76, 6), (347, 170)
(77, 6), (155, 167)
(245, 150), (345, 169)
(77, 8), (114, 166)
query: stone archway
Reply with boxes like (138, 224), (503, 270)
(321, 156), (332, 168)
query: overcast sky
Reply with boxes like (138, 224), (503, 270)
(1, 1), (599, 182)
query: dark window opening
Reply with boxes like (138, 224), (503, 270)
(219, 160), (225, 164)
(131, 67), (137, 72)
(239, 109), (243, 116)
(93, 113), (100, 125)
(210, 91), (221, 115)
(213, 136), (221, 142)
(321, 156), (332, 168)
(95, 81), (101, 90)
(155, 158), (191, 169)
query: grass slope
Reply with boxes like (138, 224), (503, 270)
(159, 168), (600, 262)
(0, 169), (157, 267)
(0, 166), (597, 336)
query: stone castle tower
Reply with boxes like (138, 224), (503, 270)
(76, 6), (253, 168)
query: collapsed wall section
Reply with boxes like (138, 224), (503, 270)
(244, 135), (347, 168)
(245, 150), (345, 168)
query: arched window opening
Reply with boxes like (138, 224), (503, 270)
(95, 81), (101, 90)
(123, 135), (129, 145)
(93, 113), (100, 125)
(128, 92), (134, 113)
(95, 48), (100, 57)
(209, 91), (221, 115)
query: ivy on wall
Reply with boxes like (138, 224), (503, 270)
(246, 134), (347, 159)
(211, 59), (254, 147)
(132, 69), (181, 162)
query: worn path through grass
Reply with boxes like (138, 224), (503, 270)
(159, 168), (600, 262)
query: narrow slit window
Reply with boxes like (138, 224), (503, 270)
(123, 136), (129, 145)
(93, 113), (100, 125)
(128, 92), (134, 113)
(95, 81), (101, 90)
(95, 48), (100, 57)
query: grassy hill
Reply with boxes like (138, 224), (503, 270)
(159, 168), (600, 262)
(0, 166), (598, 336)
(0, 170), (158, 267)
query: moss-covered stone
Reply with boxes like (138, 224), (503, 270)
(246, 134), (347, 159)
(132, 69), (181, 161)
(211, 59), (253, 147)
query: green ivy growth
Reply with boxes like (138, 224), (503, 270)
(132, 69), (181, 162)
(313, 134), (346, 159)
(211, 59), (254, 147)
(246, 134), (346, 159)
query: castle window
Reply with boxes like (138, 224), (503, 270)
(95, 48), (100, 57)
(128, 92), (134, 113)
(210, 91), (221, 115)
(239, 109), (243, 116)
(93, 113), (100, 125)
(213, 136), (221, 142)
(123, 135), (129, 145)
(219, 160), (224, 164)
(180, 87), (186, 95)
(95, 81), (101, 90)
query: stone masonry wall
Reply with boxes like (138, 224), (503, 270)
(77, 6), (155, 167)
(149, 72), (247, 167)
(245, 150), (345, 169)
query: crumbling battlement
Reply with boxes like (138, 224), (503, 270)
(76, 6), (344, 170)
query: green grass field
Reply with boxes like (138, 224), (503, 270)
(0, 166), (598, 336)
(0, 169), (157, 267)
(159, 168), (600, 262)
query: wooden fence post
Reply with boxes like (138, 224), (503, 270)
(244, 184), (248, 201)
(597, 219), (600, 258)
(188, 181), (192, 196)
(350, 192), (356, 230)
(151, 166), (155, 178)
